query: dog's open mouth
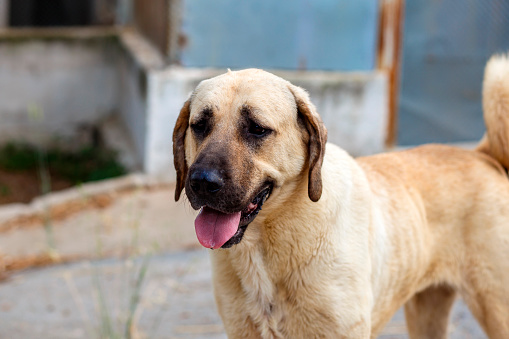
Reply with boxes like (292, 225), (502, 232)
(194, 186), (272, 249)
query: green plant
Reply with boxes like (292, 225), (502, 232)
(0, 143), (38, 170)
(45, 146), (126, 183)
(90, 255), (151, 339)
(36, 149), (57, 257)
(0, 142), (126, 184)
(0, 182), (10, 196)
(87, 189), (153, 339)
(124, 255), (150, 339)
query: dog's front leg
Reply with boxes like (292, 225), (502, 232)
(210, 250), (268, 338)
(273, 271), (372, 338)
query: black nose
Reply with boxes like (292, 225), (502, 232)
(189, 169), (224, 195)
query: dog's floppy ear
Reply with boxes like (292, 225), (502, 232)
(289, 85), (328, 202)
(172, 99), (191, 201)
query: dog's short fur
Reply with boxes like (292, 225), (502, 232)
(173, 56), (509, 338)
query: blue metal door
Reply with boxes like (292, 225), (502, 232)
(398, 0), (509, 145)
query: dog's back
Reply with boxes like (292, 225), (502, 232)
(356, 54), (509, 338)
(406, 54), (509, 338)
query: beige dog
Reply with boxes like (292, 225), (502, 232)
(172, 55), (509, 338)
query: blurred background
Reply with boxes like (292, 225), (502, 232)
(0, 0), (507, 338)
(0, 0), (507, 181)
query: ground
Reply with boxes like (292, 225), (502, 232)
(0, 168), (73, 205)
(0, 176), (487, 338)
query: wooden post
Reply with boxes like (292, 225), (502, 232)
(377, 0), (405, 148)
(132, 0), (170, 57)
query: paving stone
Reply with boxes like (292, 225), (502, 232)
(0, 250), (486, 339)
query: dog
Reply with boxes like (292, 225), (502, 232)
(172, 55), (509, 338)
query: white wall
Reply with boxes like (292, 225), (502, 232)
(145, 68), (222, 176)
(277, 71), (388, 156)
(0, 36), (121, 145)
(117, 48), (148, 169)
(0, 31), (388, 179)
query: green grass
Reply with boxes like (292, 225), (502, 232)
(0, 182), (9, 196)
(0, 142), (126, 184)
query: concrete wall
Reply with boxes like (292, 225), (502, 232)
(0, 32), (121, 146)
(145, 68), (221, 175)
(117, 44), (148, 169)
(278, 71), (388, 156)
(0, 30), (388, 180)
(116, 30), (165, 172)
(0, 0), (7, 27)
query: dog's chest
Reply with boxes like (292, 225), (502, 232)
(230, 246), (284, 338)
(230, 245), (326, 338)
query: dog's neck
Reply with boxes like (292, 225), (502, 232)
(228, 240), (284, 338)
(216, 146), (376, 338)
(246, 174), (332, 267)
(225, 178), (338, 338)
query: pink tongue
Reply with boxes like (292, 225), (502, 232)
(195, 207), (241, 249)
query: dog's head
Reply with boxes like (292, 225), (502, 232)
(173, 69), (327, 249)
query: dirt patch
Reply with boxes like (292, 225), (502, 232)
(0, 168), (73, 205)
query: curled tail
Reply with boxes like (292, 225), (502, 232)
(476, 54), (509, 169)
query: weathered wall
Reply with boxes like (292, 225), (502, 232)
(279, 71), (388, 156)
(117, 30), (165, 172)
(0, 33), (121, 146)
(0, 30), (388, 179)
(0, 0), (7, 27)
(145, 68), (220, 175)
(133, 0), (169, 56)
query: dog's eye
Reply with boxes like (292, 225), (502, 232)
(191, 120), (207, 134)
(248, 121), (270, 137)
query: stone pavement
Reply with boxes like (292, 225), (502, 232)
(0, 178), (487, 338)
(0, 250), (224, 339)
(0, 249), (486, 339)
